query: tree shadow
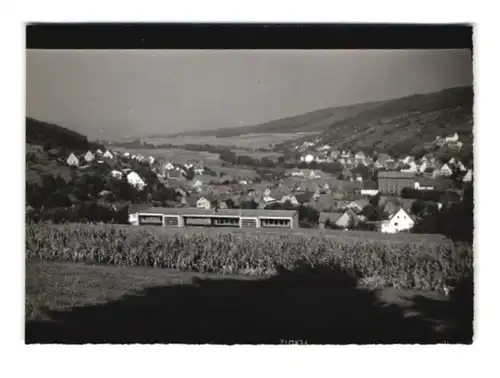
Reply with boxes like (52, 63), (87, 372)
(408, 275), (473, 344)
(25, 264), (473, 344)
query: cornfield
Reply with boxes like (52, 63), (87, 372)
(25, 224), (473, 291)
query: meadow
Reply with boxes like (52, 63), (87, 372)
(133, 132), (318, 149)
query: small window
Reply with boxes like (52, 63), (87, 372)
(394, 222), (399, 226)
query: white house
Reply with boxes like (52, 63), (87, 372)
(66, 153), (80, 167)
(103, 150), (114, 159)
(148, 156), (155, 165)
(111, 170), (123, 180)
(445, 132), (459, 143)
(381, 208), (415, 234)
(403, 156), (415, 165)
(127, 171), (146, 191)
(360, 189), (379, 196)
(96, 149), (103, 155)
(164, 162), (175, 171)
(304, 154), (315, 164)
(440, 164), (453, 176)
(123, 152), (131, 158)
(84, 151), (95, 163)
(290, 169), (305, 177)
(196, 197), (212, 209)
(463, 169), (473, 183)
(194, 167), (205, 175)
(279, 195), (299, 206)
(306, 170), (321, 179)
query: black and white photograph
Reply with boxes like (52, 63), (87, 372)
(24, 24), (474, 345)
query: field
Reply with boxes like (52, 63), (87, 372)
(133, 224), (449, 244)
(111, 147), (221, 164)
(26, 224), (472, 290)
(129, 132), (319, 150)
(26, 258), (470, 344)
(25, 223), (473, 343)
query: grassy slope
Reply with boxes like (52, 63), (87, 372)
(165, 100), (386, 138)
(26, 259), (461, 344)
(277, 86), (473, 154)
(26, 118), (104, 185)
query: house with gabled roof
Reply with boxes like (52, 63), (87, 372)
(345, 198), (370, 213)
(66, 153), (80, 167)
(84, 151), (95, 163)
(111, 170), (123, 179)
(381, 208), (415, 233)
(164, 162), (175, 171)
(463, 169), (473, 183)
(196, 195), (214, 210)
(127, 171), (146, 191)
(355, 151), (366, 161)
(103, 150), (114, 159)
(319, 208), (359, 229)
(438, 163), (453, 177)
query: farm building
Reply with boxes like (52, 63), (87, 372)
(128, 206), (299, 229)
(377, 171), (416, 196)
(103, 150), (114, 159)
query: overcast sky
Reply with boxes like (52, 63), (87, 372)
(26, 49), (473, 140)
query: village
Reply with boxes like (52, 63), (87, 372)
(47, 129), (474, 235)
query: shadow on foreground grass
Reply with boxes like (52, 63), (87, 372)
(25, 263), (473, 344)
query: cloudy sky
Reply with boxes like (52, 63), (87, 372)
(26, 49), (473, 140)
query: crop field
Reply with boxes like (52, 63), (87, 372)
(26, 223), (472, 292)
(134, 224), (449, 244)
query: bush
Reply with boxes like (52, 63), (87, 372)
(26, 224), (473, 291)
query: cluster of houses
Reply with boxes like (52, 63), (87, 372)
(292, 140), (472, 184)
(60, 145), (471, 234)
